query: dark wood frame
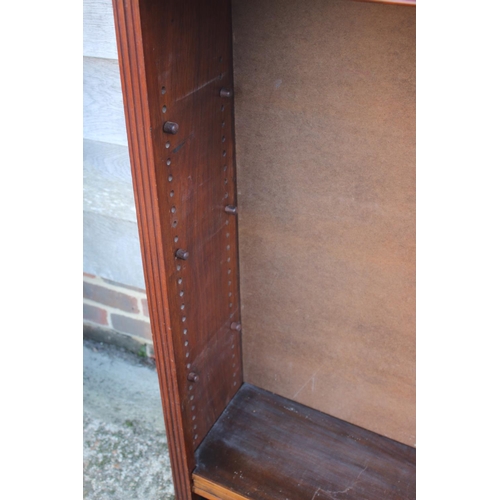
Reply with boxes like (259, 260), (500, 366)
(112, 2), (242, 495)
(111, 1), (416, 499)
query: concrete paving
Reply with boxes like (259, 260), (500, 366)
(83, 338), (175, 499)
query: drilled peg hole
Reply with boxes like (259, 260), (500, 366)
(172, 220), (178, 227)
(233, 382), (237, 386)
(174, 236), (179, 242)
(178, 278), (182, 284)
(222, 136), (226, 143)
(194, 424), (197, 430)
(227, 257), (231, 262)
(229, 292), (232, 297)
(225, 179), (228, 185)
(227, 245), (230, 250)
(191, 405), (195, 410)
(187, 363), (191, 369)
(224, 193), (229, 198)
(190, 395), (194, 401)
(228, 281), (232, 286)
(183, 328), (187, 335)
(222, 121), (225, 127)
(161, 86), (166, 95)
(162, 105), (167, 113)
(221, 105), (225, 111)
(228, 269), (231, 274)
(180, 304), (185, 310)
(223, 165), (227, 171)
(182, 316), (186, 322)
(168, 175), (173, 182)
(219, 73), (223, 80)
(185, 352), (189, 357)
(229, 303), (233, 308)
(179, 290), (184, 297)
(222, 150), (227, 157)
(185, 341), (189, 347)
(166, 158), (172, 166)
(189, 385), (193, 391)
(165, 141), (171, 148)
(225, 220), (229, 225)
(170, 191), (174, 197)
(192, 415), (196, 421)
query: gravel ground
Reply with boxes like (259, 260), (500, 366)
(83, 338), (175, 500)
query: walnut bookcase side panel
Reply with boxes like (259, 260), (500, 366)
(112, 0), (242, 496)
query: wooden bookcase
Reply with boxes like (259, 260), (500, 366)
(111, 0), (416, 498)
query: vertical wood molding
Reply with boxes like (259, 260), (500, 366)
(111, 0), (192, 498)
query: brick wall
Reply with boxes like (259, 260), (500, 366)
(83, 273), (154, 356)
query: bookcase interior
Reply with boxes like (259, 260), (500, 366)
(111, 0), (416, 498)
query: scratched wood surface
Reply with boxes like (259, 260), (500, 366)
(233, 0), (416, 446)
(194, 384), (416, 500)
(112, 0), (242, 497)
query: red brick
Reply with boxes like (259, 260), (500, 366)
(111, 314), (152, 340)
(142, 298), (150, 317)
(83, 303), (108, 326)
(83, 282), (139, 313)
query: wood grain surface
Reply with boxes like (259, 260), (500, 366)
(356, 0), (415, 5)
(194, 384), (416, 500)
(233, 0), (416, 446)
(83, 139), (131, 183)
(112, 0), (242, 498)
(83, 211), (145, 288)
(84, 0), (119, 59)
(83, 56), (128, 146)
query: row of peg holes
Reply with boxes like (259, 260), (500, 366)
(161, 84), (198, 443)
(160, 58), (240, 445)
(219, 68), (238, 390)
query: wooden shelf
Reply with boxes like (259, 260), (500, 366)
(193, 384), (415, 500)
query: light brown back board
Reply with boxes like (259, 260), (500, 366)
(233, 0), (415, 446)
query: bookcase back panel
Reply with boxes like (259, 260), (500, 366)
(233, 0), (415, 446)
